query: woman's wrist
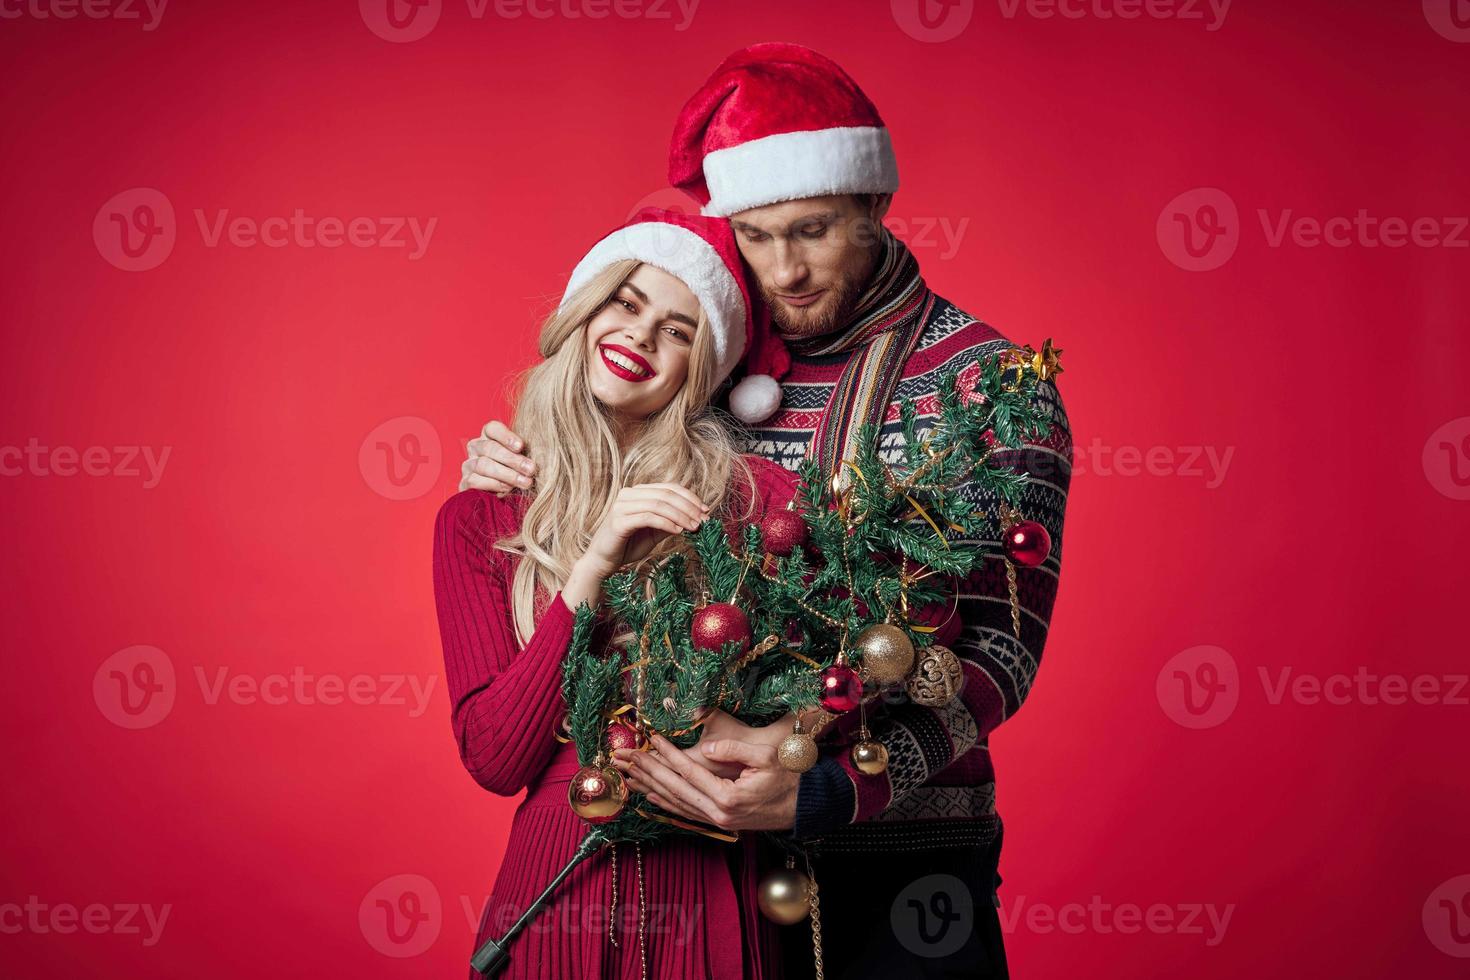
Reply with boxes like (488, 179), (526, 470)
(562, 555), (609, 610)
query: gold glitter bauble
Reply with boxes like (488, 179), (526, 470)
(905, 644), (963, 707)
(850, 738), (889, 776)
(777, 730), (818, 773)
(757, 868), (812, 925)
(567, 765), (628, 824)
(856, 623), (915, 686)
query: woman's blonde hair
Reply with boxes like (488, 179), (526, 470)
(497, 259), (754, 644)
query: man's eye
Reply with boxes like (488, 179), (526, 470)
(741, 231), (769, 243)
(798, 225), (826, 240)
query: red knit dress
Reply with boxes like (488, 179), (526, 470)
(432, 456), (800, 980)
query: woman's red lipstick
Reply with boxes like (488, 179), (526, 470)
(599, 344), (656, 383)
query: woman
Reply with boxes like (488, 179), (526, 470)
(433, 208), (800, 979)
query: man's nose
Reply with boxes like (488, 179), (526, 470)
(769, 243), (808, 291)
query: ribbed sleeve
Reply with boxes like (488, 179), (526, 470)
(432, 490), (576, 797)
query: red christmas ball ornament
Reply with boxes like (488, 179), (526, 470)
(691, 602), (752, 655)
(819, 663), (863, 713)
(761, 508), (808, 557)
(1003, 521), (1052, 567)
(605, 718), (642, 753)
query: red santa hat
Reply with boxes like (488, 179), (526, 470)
(668, 42), (900, 219)
(561, 207), (786, 423)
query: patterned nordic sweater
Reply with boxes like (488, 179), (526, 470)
(737, 295), (1073, 851)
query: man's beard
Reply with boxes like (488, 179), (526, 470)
(764, 274), (856, 336)
(763, 250), (877, 339)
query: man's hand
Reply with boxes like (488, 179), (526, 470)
(611, 732), (799, 832)
(460, 420), (537, 494)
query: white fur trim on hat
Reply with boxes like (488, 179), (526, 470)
(729, 373), (782, 424)
(699, 126), (899, 218)
(561, 222), (747, 380)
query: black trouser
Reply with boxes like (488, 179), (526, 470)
(778, 827), (1008, 980)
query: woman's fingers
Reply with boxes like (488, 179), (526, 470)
(619, 513), (685, 538)
(635, 483), (710, 515)
(648, 499), (706, 531)
(618, 489), (706, 529)
(616, 498), (702, 531)
(619, 749), (725, 825)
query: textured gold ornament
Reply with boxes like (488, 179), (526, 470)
(850, 738), (889, 775)
(777, 721), (818, 774)
(855, 623), (915, 686)
(567, 764), (628, 824)
(905, 644), (963, 707)
(757, 867), (813, 925)
(1030, 338), (1064, 382)
(1001, 339), (1064, 387)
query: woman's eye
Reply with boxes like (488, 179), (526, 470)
(663, 326), (690, 342)
(618, 299), (636, 312)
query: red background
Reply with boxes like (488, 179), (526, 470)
(2, 1), (1467, 976)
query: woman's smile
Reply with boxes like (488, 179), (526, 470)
(599, 343), (657, 382)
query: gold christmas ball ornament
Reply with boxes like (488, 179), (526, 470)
(567, 764), (628, 825)
(777, 724), (818, 774)
(855, 623), (915, 686)
(757, 868), (813, 925)
(850, 737), (889, 776)
(906, 644), (963, 707)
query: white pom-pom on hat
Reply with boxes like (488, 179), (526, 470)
(729, 373), (783, 424)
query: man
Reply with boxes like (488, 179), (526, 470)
(462, 43), (1072, 978)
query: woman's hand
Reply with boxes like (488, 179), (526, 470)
(561, 483), (709, 609)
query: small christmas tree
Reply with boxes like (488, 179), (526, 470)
(562, 340), (1063, 831)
